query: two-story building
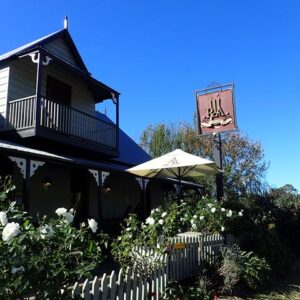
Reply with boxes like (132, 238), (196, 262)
(0, 24), (202, 231)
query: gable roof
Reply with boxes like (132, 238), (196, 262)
(0, 28), (120, 102)
(0, 29), (88, 73)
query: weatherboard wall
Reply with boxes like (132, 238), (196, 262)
(42, 62), (95, 115)
(6, 56), (95, 117)
(0, 65), (9, 126)
(44, 37), (78, 67)
(7, 57), (36, 101)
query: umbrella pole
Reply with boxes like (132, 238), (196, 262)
(178, 177), (182, 202)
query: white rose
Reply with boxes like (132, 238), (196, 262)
(199, 216), (204, 220)
(221, 226), (225, 232)
(126, 227), (131, 231)
(2, 222), (20, 243)
(207, 203), (213, 208)
(11, 266), (25, 274)
(221, 208), (225, 212)
(238, 211), (243, 216)
(155, 208), (160, 212)
(88, 218), (98, 233)
(211, 207), (216, 213)
(0, 211), (8, 226)
(192, 224), (197, 230)
(161, 212), (167, 218)
(55, 208), (67, 216)
(158, 219), (164, 225)
(226, 210), (233, 218)
(64, 212), (74, 224)
(39, 225), (54, 239)
(193, 215), (197, 219)
(146, 217), (155, 225)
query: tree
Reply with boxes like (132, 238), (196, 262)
(140, 121), (269, 199)
(267, 184), (300, 211)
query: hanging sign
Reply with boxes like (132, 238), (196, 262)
(196, 84), (237, 135)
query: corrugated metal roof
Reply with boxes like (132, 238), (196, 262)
(96, 111), (151, 165)
(0, 30), (62, 62)
(0, 139), (127, 172)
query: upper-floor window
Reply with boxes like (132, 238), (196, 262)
(46, 76), (72, 106)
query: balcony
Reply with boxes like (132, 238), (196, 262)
(5, 96), (118, 155)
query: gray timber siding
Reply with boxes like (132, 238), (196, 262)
(8, 57), (36, 101)
(7, 57), (95, 115)
(0, 65), (9, 127)
(42, 62), (95, 115)
(44, 37), (78, 67)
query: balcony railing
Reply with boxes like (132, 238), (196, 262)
(7, 96), (117, 149)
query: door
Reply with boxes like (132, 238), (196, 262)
(44, 76), (72, 132)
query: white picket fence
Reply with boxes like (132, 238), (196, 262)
(71, 233), (243, 299)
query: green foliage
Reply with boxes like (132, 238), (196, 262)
(219, 247), (241, 293)
(160, 280), (185, 300)
(268, 184), (300, 211)
(140, 122), (268, 199)
(239, 250), (271, 290)
(188, 276), (214, 300)
(183, 196), (243, 234)
(219, 245), (271, 293)
(112, 197), (244, 281)
(0, 176), (106, 299)
(111, 214), (167, 280)
(161, 278), (213, 300)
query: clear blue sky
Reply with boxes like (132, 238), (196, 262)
(1, 0), (299, 191)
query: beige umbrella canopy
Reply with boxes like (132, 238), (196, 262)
(126, 149), (218, 180)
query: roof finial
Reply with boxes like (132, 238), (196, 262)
(64, 16), (68, 30)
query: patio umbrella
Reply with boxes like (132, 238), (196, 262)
(126, 149), (219, 199)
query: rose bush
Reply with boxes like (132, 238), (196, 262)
(112, 196), (244, 280)
(0, 176), (107, 299)
(142, 196), (244, 236)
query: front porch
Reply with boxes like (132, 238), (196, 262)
(0, 46), (120, 156)
(0, 140), (175, 234)
(5, 96), (117, 155)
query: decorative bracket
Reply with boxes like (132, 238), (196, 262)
(29, 53), (52, 66)
(29, 53), (39, 64)
(135, 177), (143, 190)
(30, 160), (45, 177)
(42, 56), (52, 66)
(135, 178), (150, 191)
(101, 171), (110, 187)
(88, 169), (99, 186)
(111, 93), (118, 104)
(8, 156), (26, 179)
(144, 179), (150, 190)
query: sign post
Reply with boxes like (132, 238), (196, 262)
(196, 83), (237, 201)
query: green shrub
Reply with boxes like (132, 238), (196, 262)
(0, 176), (107, 299)
(219, 245), (271, 293)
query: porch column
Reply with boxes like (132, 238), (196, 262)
(35, 51), (43, 129)
(135, 177), (150, 220)
(112, 93), (120, 151)
(99, 171), (110, 221)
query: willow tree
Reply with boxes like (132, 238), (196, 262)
(140, 122), (268, 199)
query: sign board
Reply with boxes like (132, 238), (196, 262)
(196, 84), (237, 135)
(174, 242), (186, 249)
